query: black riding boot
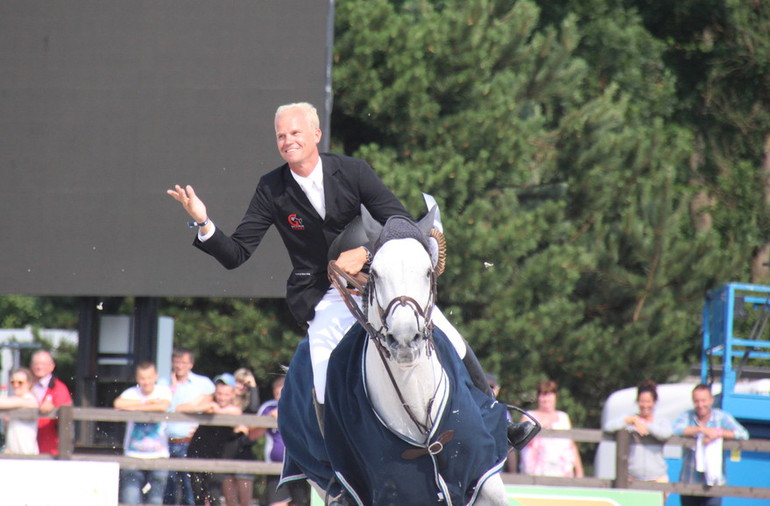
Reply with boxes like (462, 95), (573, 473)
(505, 404), (541, 451)
(461, 342), (540, 451)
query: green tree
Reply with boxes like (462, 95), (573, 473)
(635, 0), (770, 282)
(330, 0), (742, 426)
(160, 297), (302, 389)
(0, 296), (79, 329)
(4, 0), (770, 434)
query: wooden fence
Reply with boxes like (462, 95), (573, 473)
(503, 427), (770, 501)
(2, 407), (770, 501)
(0, 406), (283, 476)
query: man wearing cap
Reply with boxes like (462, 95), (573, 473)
(179, 372), (243, 505)
(158, 347), (215, 505)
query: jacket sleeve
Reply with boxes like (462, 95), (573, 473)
(357, 163), (410, 224)
(194, 183), (274, 270)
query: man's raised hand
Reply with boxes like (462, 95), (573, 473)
(167, 184), (208, 225)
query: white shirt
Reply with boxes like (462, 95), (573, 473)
(118, 384), (173, 458)
(32, 374), (52, 403)
(290, 158), (325, 219)
(4, 392), (39, 455)
(157, 372), (216, 439)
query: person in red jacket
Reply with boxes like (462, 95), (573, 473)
(30, 350), (73, 455)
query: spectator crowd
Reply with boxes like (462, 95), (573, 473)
(0, 349), (753, 506)
(0, 347), (308, 506)
(517, 378), (749, 506)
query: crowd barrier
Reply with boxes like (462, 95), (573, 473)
(1, 407), (769, 501)
(504, 427), (770, 501)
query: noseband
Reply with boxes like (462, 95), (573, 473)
(367, 272), (437, 357)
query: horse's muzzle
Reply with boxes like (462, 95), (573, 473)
(391, 340), (423, 365)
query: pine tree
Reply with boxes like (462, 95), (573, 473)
(330, 0), (737, 425)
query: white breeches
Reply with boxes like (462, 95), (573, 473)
(308, 287), (467, 403)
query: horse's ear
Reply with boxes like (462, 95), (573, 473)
(416, 205), (438, 238)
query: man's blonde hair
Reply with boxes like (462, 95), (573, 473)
(275, 102), (320, 130)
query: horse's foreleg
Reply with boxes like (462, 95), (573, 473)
(475, 474), (508, 506)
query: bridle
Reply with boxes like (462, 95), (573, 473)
(366, 269), (437, 356)
(327, 258), (437, 356)
(327, 249), (440, 435)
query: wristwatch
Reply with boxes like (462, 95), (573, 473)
(187, 218), (210, 228)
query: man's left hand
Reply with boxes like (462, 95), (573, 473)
(336, 246), (368, 275)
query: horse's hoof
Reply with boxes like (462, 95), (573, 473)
(507, 421), (540, 451)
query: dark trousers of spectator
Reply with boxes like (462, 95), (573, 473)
(164, 440), (194, 505)
(681, 495), (721, 506)
(190, 472), (223, 505)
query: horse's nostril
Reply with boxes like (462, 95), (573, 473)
(386, 334), (397, 347)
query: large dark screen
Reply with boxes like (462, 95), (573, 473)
(0, 1), (331, 298)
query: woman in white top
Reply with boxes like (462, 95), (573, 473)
(520, 379), (584, 477)
(0, 367), (39, 455)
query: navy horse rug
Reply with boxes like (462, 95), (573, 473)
(278, 323), (509, 506)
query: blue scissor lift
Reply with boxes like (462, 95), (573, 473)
(701, 283), (770, 504)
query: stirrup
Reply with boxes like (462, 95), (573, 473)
(506, 404), (541, 450)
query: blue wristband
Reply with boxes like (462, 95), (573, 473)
(187, 218), (210, 228)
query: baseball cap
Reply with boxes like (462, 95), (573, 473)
(214, 373), (236, 387)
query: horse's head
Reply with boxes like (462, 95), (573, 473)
(365, 211), (439, 366)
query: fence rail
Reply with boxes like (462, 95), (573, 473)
(0, 406), (282, 475)
(1, 407), (769, 500)
(504, 427), (770, 500)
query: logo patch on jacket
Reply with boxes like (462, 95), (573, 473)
(288, 214), (304, 230)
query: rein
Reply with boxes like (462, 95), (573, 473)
(327, 261), (377, 337)
(327, 259), (439, 436)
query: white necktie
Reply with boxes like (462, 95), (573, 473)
(306, 179), (325, 219)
